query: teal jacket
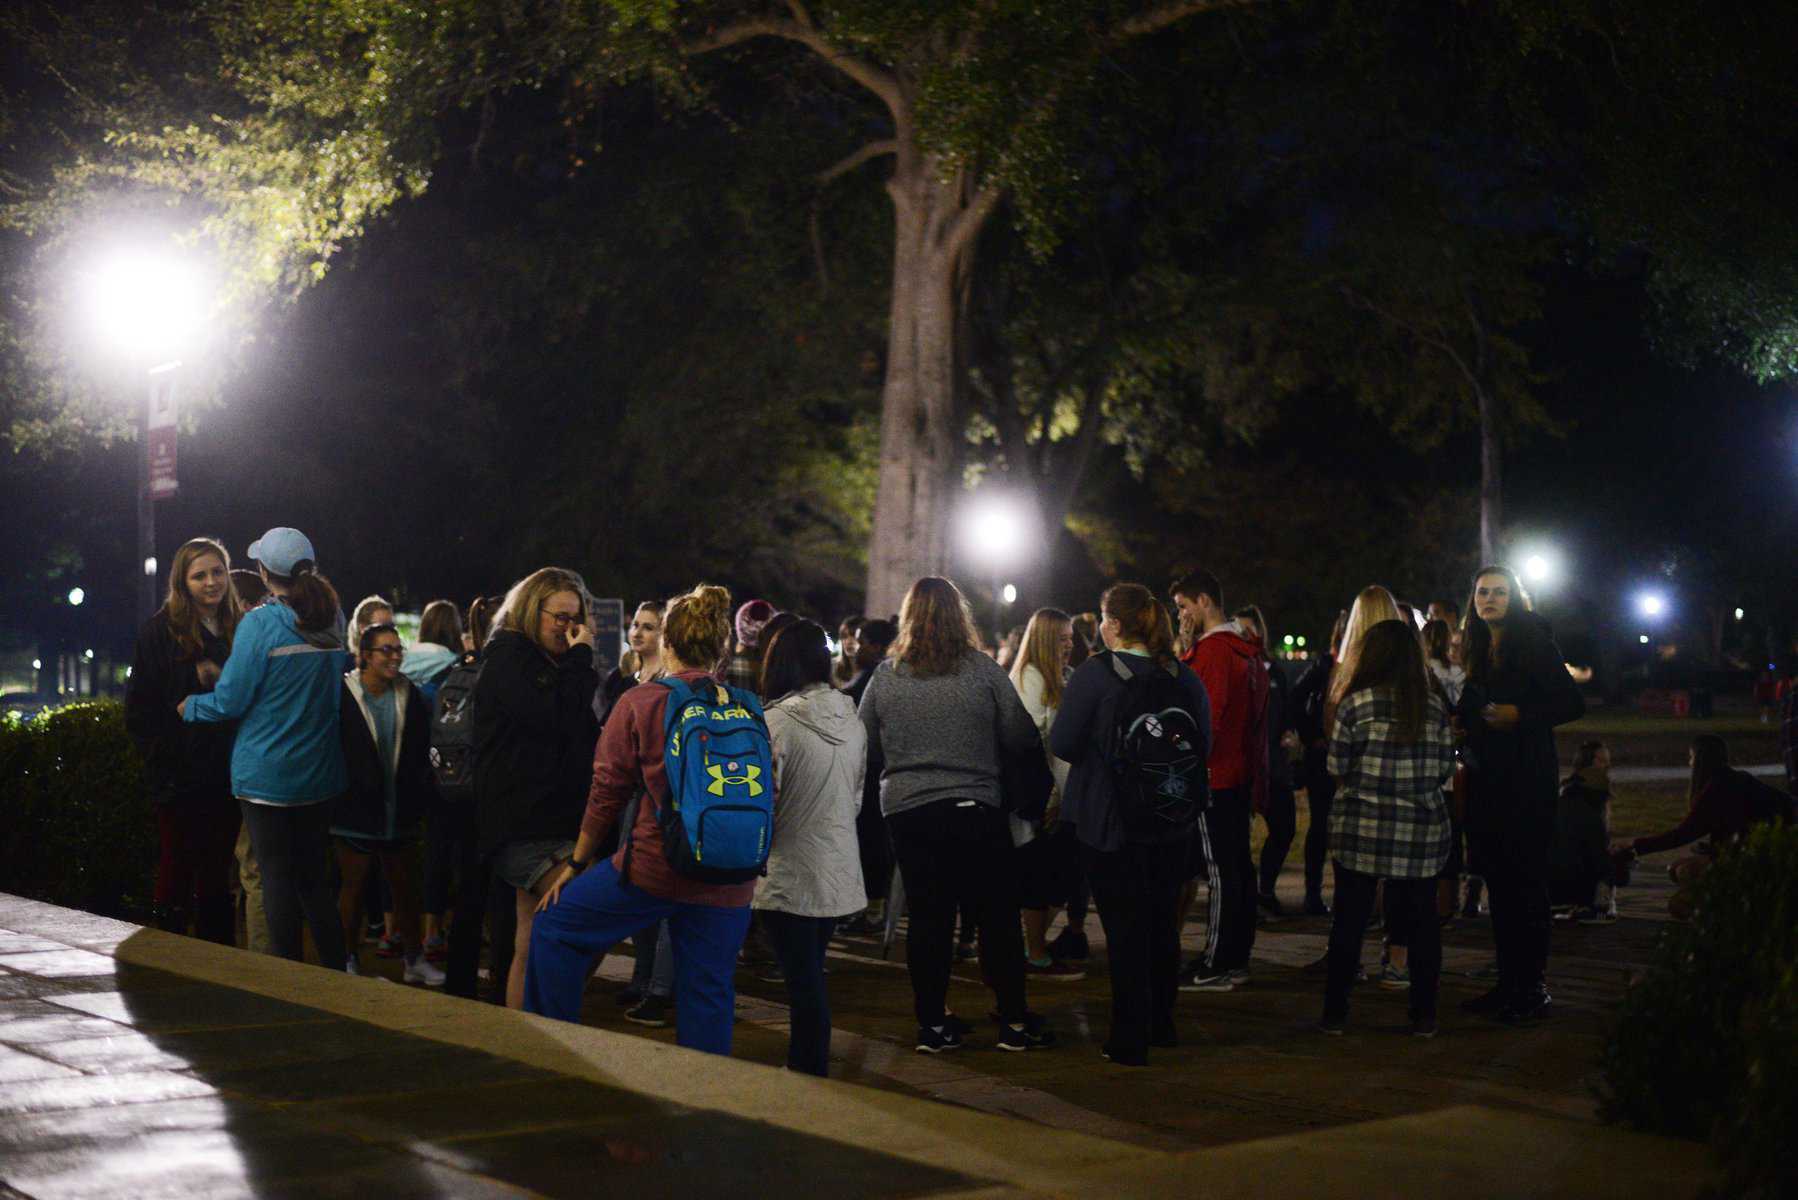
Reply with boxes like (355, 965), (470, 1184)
(183, 600), (349, 804)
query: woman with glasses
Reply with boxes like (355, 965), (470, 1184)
(472, 567), (601, 1007)
(332, 623), (445, 984)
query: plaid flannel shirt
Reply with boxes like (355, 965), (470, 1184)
(1326, 686), (1456, 879)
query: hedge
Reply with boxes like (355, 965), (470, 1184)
(1597, 823), (1798, 1198)
(0, 700), (155, 920)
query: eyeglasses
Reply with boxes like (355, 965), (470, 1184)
(542, 611), (583, 627)
(367, 645), (404, 659)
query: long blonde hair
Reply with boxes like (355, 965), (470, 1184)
(162, 537), (244, 660)
(1010, 608), (1071, 710)
(662, 584), (733, 672)
(892, 577), (981, 678)
(494, 568), (589, 653)
(1328, 585), (1402, 713)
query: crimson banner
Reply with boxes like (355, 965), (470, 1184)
(147, 367), (178, 500)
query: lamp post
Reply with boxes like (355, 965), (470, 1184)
(959, 493), (1035, 644)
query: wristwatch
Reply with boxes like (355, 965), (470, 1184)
(564, 855), (590, 874)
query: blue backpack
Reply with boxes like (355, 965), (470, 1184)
(644, 676), (775, 883)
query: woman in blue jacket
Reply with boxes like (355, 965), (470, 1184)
(181, 527), (349, 969)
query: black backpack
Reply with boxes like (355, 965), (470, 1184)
(1104, 652), (1208, 842)
(429, 653), (483, 800)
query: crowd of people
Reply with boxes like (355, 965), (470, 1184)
(124, 525), (1798, 1074)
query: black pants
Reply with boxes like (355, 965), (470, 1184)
(440, 802), (490, 1000)
(1303, 751), (1335, 897)
(1258, 782), (1297, 896)
(423, 802), (460, 915)
(1468, 821), (1552, 996)
(888, 799), (1027, 1028)
(1085, 838), (1188, 1061)
(239, 800), (346, 969)
(1193, 788), (1257, 971)
(1325, 864), (1440, 1022)
(855, 795), (892, 906)
(763, 911), (836, 1076)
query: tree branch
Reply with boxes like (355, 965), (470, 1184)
(943, 182), (1006, 261)
(816, 139), (897, 185)
(1113, 0), (1269, 40)
(808, 140), (897, 298)
(682, 16), (902, 117)
(1341, 285), (1484, 402)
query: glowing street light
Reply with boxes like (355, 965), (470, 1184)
(1734, 607), (1745, 621)
(1636, 592), (1666, 619)
(1517, 544), (1561, 588)
(1638, 634), (1650, 645)
(1000, 583), (1018, 605)
(960, 492), (1037, 641)
(67, 587), (85, 606)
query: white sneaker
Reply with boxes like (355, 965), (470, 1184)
(344, 956), (361, 976)
(404, 955), (446, 987)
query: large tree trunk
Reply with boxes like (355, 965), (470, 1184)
(1477, 380), (1502, 566)
(863, 155), (982, 616)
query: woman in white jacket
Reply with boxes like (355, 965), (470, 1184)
(755, 619), (867, 1076)
(1009, 609), (1082, 980)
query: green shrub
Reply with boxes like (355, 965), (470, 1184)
(0, 700), (155, 919)
(1598, 823), (1798, 1198)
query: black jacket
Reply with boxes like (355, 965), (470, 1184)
(333, 675), (439, 841)
(124, 610), (235, 806)
(471, 630), (600, 855)
(845, 666), (883, 823)
(1264, 656), (1294, 789)
(1461, 610), (1586, 834)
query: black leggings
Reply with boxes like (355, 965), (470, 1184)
(888, 799), (1027, 1028)
(1468, 821), (1551, 996)
(239, 800), (346, 969)
(1303, 753), (1336, 896)
(1258, 782), (1297, 895)
(1324, 864), (1439, 1022)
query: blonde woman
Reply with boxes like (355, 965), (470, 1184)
(1008, 609), (1083, 980)
(1326, 585), (1403, 735)
(471, 567), (601, 1008)
(857, 577), (1048, 1053)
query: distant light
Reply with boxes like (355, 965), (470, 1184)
(1296, 636), (1307, 648)
(1636, 592), (1666, 618)
(67, 587), (85, 606)
(959, 494), (1034, 571)
(144, 556), (158, 577)
(1522, 554), (1554, 584)
(83, 648), (95, 660)
(1639, 634), (1650, 645)
(86, 246), (207, 359)
(1282, 634), (1295, 647)
(1001, 583), (1017, 605)
(1734, 607), (1745, 621)
(31, 658), (42, 671)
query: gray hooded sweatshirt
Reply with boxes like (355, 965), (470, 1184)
(754, 684), (869, 918)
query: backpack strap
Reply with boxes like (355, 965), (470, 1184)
(1107, 650), (1134, 684)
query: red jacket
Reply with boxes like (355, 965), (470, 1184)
(579, 669), (755, 908)
(1182, 623), (1270, 801)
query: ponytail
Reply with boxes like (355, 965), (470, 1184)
(271, 560), (341, 633)
(1101, 583), (1176, 663)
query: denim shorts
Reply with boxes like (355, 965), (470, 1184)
(494, 838), (575, 892)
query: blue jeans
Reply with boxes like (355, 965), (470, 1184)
(630, 920), (675, 999)
(761, 911), (836, 1076)
(525, 861), (750, 1055)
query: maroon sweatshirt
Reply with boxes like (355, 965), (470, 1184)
(580, 669), (755, 908)
(1631, 769), (1794, 857)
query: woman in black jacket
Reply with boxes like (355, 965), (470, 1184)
(1457, 566), (1586, 1023)
(472, 567), (601, 1008)
(124, 537), (244, 944)
(1289, 610), (1348, 916)
(332, 623), (444, 984)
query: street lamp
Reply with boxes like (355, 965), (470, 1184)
(1517, 543), (1561, 589)
(66, 587), (85, 607)
(85, 244), (207, 623)
(1636, 592), (1666, 619)
(959, 492), (1037, 642)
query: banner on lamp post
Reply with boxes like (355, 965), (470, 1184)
(147, 365), (178, 500)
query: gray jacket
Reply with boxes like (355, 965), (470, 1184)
(857, 650), (1041, 818)
(754, 684), (868, 918)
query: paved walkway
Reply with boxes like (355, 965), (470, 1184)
(0, 887), (1718, 1198)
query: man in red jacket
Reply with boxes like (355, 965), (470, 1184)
(1172, 569), (1269, 991)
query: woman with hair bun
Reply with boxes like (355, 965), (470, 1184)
(527, 584), (760, 1056)
(126, 536), (245, 944)
(180, 527), (349, 968)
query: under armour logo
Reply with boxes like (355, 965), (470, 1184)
(706, 762), (764, 797)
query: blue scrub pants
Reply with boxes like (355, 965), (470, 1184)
(524, 861), (751, 1055)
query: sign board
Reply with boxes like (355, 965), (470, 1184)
(590, 597), (624, 679)
(147, 367), (179, 500)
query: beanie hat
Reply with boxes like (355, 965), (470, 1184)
(735, 599), (776, 650)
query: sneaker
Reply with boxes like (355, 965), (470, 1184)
(1410, 1017), (1439, 1039)
(1228, 966), (1251, 987)
(626, 996), (671, 1027)
(365, 919), (385, 939)
(757, 963), (786, 984)
(615, 983), (644, 1007)
(1179, 967), (1236, 992)
(1049, 927), (1090, 962)
(344, 955), (361, 976)
(1575, 906), (1617, 925)
(422, 933), (448, 963)
(1101, 1043), (1148, 1066)
(1499, 986), (1552, 1024)
(1378, 963), (1411, 990)
(1256, 892), (1287, 920)
(1302, 893), (1331, 917)
(995, 1013), (1055, 1051)
(1460, 985), (1510, 1015)
(403, 955), (447, 987)
(953, 941), (977, 963)
(941, 1013), (975, 1040)
(1316, 1015), (1346, 1036)
(915, 1024), (964, 1054)
(1025, 956), (1087, 982)
(1551, 905), (1576, 923)
(375, 932), (403, 960)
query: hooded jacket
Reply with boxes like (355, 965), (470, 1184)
(1549, 766), (1613, 896)
(400, 641), (460, 704)
(333, 672), (438, 841)
(182, 599), (349, 805)
(1181, 621), (1269, 796)
(755, 684), (868, 917)
(471, 629), (600, 855)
